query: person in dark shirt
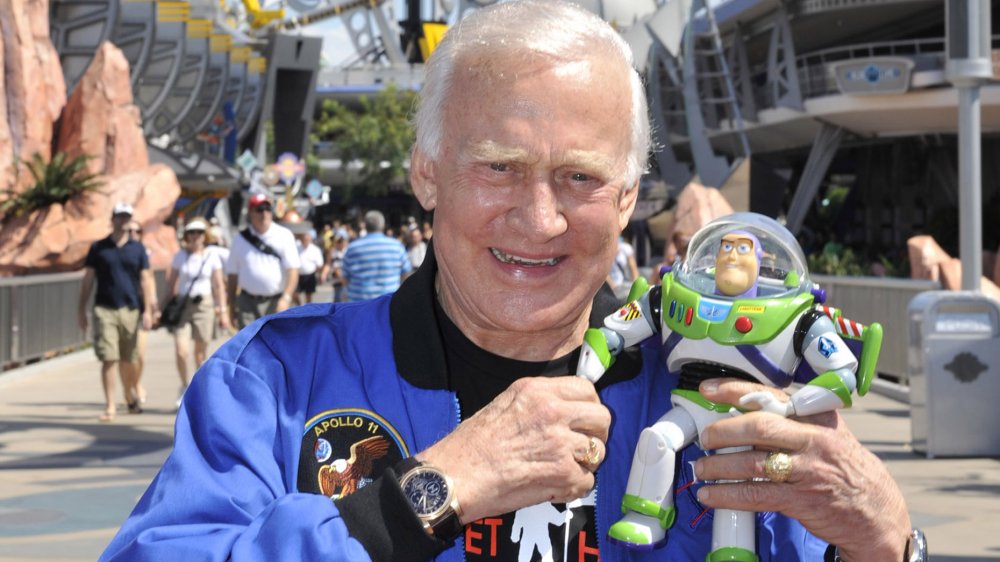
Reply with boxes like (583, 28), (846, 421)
(77, 202), (156, 422)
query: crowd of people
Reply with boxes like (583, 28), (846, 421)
(314, 213), (431, 302)
(77, 196), (429, 420)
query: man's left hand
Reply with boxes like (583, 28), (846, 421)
(693, 378), (911, 562)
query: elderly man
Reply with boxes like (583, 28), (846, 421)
(225, 193), (300, 328)
(342, 210), (412, 301)
(101, 2), (917, 561)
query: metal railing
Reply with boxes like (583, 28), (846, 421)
(1, 270), (170, 369)
(745, 33), (1000, 111)
(813, 274), (940, 384)
(1, 271), (941, 381)
(0, 271), (89, 367)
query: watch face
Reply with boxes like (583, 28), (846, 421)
(402, 468), (450, 517)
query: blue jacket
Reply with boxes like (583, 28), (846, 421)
(101, 257), (827, 561)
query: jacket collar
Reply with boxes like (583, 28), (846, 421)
(390, 240), (641, 390)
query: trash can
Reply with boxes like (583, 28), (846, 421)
(908, 291), (1000, 457)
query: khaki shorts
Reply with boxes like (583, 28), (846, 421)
(236, 291), (280, 329)
(171, 296), (215, 345)
(93, 306), (141, 362)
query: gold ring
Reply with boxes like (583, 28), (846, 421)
(584, 436), (601, 466)
(763, 451), (793, 483)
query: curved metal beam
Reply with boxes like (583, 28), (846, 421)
(682, 3), (730, 188)
(49, 0), (119, 93)
(224, 47), (254, 118)
(145, 21), (211, 139)
(236, 55), (267, 142)
(132, 22), (186, 136)
(137, 3), (189, 137)
(647, 41), (692, 191)
(174, 28), (231, 143)
(766, 5), (803, 110)
(110, 0), (156, 88)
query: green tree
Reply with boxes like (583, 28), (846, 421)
(311, 83), (417, 199)
(1, 152), (103, 220)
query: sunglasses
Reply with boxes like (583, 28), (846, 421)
(126, 228), (141, 234)
(252, 206), (273, 214)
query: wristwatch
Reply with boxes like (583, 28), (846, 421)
(830, 528), (927, 562)
(395, 458), (464, 541)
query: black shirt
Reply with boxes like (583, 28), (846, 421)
(84, 235), (149, 310)
(335, 243), (642, 562)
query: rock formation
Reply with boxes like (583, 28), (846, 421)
(0, 37), (180, 276)
(0, 166), (180, 275)
(56, 42), (148, 177)
(663, 182), (735, 264)
(907, 235), (1000, 300)
(0, 0), (67, 195)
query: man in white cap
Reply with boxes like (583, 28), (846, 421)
(77, 202), (157, 421)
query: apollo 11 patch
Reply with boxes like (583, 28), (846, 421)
(297, 408), (408, 499)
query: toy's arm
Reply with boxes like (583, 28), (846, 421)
(742, 309), (882, 417)
(577, 282), (661, 383)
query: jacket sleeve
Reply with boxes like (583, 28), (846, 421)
(98, 354), (373, 561)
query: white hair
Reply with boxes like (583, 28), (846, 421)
(413, 0), (651, 188)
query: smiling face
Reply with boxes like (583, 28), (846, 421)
(410, 55), (638, 359)
(715, 233), (760, 296)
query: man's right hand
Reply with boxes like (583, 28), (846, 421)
(417, 376), (610, 524)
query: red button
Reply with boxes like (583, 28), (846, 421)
(735, 316), (752, 333)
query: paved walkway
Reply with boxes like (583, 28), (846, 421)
(1, 300), (999, 560)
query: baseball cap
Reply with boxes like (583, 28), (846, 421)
(184, 218), (208, 233)
(248, 193), (271, 209)
(112, 202), (134, 216)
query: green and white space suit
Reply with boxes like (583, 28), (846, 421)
(578, 213), (883, 561)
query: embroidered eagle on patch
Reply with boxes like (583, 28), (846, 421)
(318, 435), (391, 499)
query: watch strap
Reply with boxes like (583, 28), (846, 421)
(428, 498), (464, 541)
(824, 528), (927, 562)
(394, 456), (422, 478)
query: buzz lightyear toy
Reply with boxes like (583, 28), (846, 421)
(578, 212), (882, 560)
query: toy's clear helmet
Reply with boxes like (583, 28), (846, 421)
(674, 212), (811, 299)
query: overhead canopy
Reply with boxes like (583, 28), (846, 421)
(148, 145), (241, 193)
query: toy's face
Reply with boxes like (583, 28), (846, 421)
(715, 234), (759, 296)
(673, 212), (811, 300)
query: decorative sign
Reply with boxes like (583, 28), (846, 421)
(237, 149), (257, 175)
(832, 57), (914, 96)
(305, 178), (324, 199)
(273, 152), (305, 186)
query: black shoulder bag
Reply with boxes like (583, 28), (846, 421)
(159, 252), (211, 330)
(240, 228), (280, 258)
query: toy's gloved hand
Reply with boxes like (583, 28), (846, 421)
(738, 391), (794, 417)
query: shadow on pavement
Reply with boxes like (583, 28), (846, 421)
(0, 418), (173, 470)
